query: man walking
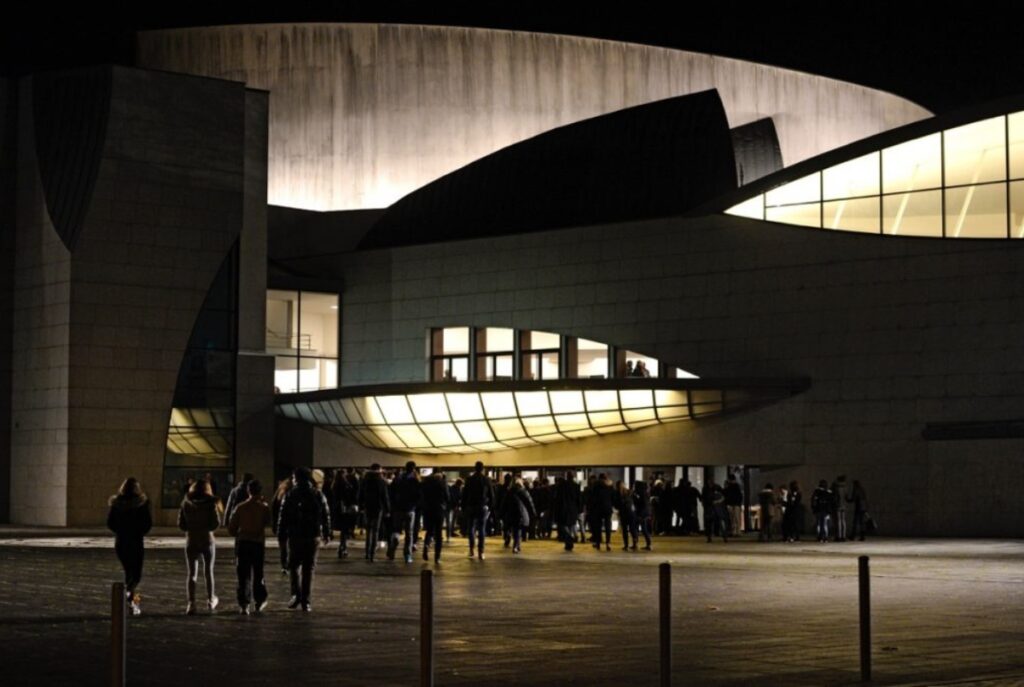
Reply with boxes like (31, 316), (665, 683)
(555, 471), (582, 551)
(277, 468), (330, 611)
(462, 461), (495, 560)
(359, 464), (390, 562)
(227, 479), (271, 614)
(387, 461), (422, 564)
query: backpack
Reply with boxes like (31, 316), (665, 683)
(289, 487), (323, 539)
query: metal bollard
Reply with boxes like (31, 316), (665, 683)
(111, 582), (126, 687)
(660, 562), (671, 687)
(859, 556), (871, 682)
(420, 569), (434, 687)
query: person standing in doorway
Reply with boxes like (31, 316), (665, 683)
(178, 479), (222, 615)
(228, 479), (271, 615)
(462, 461), (496, 560)
(277, 467), (330, 611)
(107, 477), (152, 616)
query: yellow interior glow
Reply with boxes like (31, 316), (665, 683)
(408, 393), (449, 424)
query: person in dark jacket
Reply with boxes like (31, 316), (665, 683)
(848, 480), (869, 541)
(332, 469), (359, 558)
(758, 483), (776, 542)
(783, 480), (804, 542)
(178, 479), (222, 614)
(421, 471), (451, 563)
(632, 479), (653, 550)
(555, 471), (582, 551)
(831, 475), (849, 542)
(811, 479), (834, 543)
(271, 478), (291, 573)
(277, 467), (330, 611)
(724, 473), (744, 536)
(447, 478), (463, 540)
(701, 481), (729, 543)
(500, 478), (536, 554)
(359, 464), (390, 562)
(107, 477), (153, 616)
(387, 461), (422, 563)
(680, 479), (701, 535)
(614, 480), (638, 551)
(589, 474), (614, 551)
(223, 472), (254, 528)
(461, 461), (496, 560)
(498, 473), (514, 548)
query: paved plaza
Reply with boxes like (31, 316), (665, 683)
(0, 530), (1022, 686)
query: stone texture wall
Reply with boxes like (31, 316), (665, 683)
(137, 23), (930, 211)
(0, 79), (15, 521)
(299, 214), (1024, 536)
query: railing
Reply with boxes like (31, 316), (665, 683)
(265, 329), (312, 351)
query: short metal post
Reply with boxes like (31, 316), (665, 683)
(420, 569), (434, 687)
(660, 562), (671, 687)
(111, 582), (126, 687)
(859, 556), (871, 682)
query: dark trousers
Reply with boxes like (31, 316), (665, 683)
(558, 519), (577, 550)
(706, 506), (728, 541)
(621, 516), (638, 548)
(638, 516), (652, 548)
(467, 507), (489, 552)
(287, 538), (319, 603)
(760, 514), (773, 542)
(388, 510), (416, 559)
(851, 511), (867, 540)
(423, 511), (445, 561)
(277, 532), (288, 570)
(115, 538), (144, 593)
(235, 540), (267, 609)
(591, 513), (612, 546)
(364, 510), (383, 560)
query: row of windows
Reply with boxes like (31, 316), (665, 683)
(728, 113), (1024, 238)
(429, 327), (697, 382)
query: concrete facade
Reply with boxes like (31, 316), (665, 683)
(8, 67), (272, 526)
(136, 23), (931, 211)
(0, 79), (16, 522)
(278, 213), (1024, 537)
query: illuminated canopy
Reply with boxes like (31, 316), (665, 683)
(275, 379), (807, 455)
(724, 101), (1024, 239)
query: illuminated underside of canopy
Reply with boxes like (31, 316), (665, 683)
(275, 379), (808, 455)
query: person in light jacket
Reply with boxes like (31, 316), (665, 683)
(178, 479), (222, 615)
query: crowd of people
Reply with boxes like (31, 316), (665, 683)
(106, 464), (870, 617)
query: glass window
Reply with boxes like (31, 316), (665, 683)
(883, 133), (942, 193)
(766, 203), (820, 228)
(266, 290), (299, 351)
(479, 327), (513, 352)
(1009, 112), (1024, 180)
(945, 183), (1007, 238)
(522, 330), (560, 350)
(522, 351), (559, 380)
(823, 198), (880, 234)
(765, 172), (820, 206)
(883, 190), (942, 237)
(724, 195), (764, 219)
(622, 352), (659, 378)
(298, 293), (338, 358)
(944, 116), (1006, 187)
(274, 356), (298, 393)
(1010, 181), (1024, 238)
(823, 152), (880, 200)
(441, 327), (470, 355)
(576, 338), (608, 378)
(483, 354), (513, 381)
(431, 327), (470, 381)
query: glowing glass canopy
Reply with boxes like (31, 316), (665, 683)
(726, 111), (1024, 238)
(275, 379), (805, 455)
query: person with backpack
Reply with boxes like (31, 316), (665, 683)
(461, 461), (496, 560)
(359, 464), (390, 562)
(277, 467), (330, 611)
(107, 477), (152, 616)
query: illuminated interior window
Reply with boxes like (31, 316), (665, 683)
(576, 338), (609, 378)
(268, 289), (339, 393)
(430, 327), (471, 381)
(520, 330), (560, 380)
(725, 111), (1024, 239)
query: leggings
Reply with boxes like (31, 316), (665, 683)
(185, 537), (216, 603)
(115, 538), (144, 593)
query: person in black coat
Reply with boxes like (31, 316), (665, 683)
(614, 481), (638, 551)
(421, 472), (451, 563)
(702, 481), (729, 543)
(500, 478), (536, 554)
(461, 461), (496, 560)
(358, 464), (390, 562)
(554, 472), (582, 551)
(848, 480), (869, 541)
(387, 461), (423, 563)
(277, 467), (330, 611)
(632, 479), (653, 550)
(332, 469), (359, 558)
(589, 474), (614, 551)
(107, 477), (153, 616)
(783, 480), (805, 542)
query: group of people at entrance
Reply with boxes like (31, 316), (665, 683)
(106, 464), (871, 617)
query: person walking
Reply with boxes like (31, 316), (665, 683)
(811, 480), (834, 543)
(757, 483), (776, 542)
(271, 478), (292, 574)
(359, 464), (390, 562)
(178, 479), (222, 615)
(388, 461), (422, 564)
(447, 478), (463, 540)
(724, 473), (744, 536)
(462, 461), (496, 560)
(227, 479), (271, 615)
(589, 473), (614, 551)
(277, 468), (330, 611)
(831, 475), (849, 542)
(555, 471), (582, 551)
(500, 477), (536, 554)
(107, 477), (153, 616)
(421, 471), (451, 563)
(332, 469), (359, 558)
(632, 479), (653, 550)
(223, 472), (254, 527)
(701, 480), (729, 542)
(614, 480), (638, 551)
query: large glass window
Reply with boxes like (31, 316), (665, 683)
(476, 327), (514, 381)
(621, 351), (659, 378)
(576, 338), (608, 378)
(520, 330), (560, 380)
(267, 290), (340, 393)
(726, 111), (1024, 239)
(431, 327), (470, 381)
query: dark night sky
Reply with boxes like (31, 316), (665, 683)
(2, 2), (1020, 114)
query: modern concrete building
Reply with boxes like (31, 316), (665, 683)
(2, 24), (1021, 536)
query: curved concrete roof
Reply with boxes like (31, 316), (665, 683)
(137, 23), (931, 211)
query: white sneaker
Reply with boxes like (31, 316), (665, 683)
(255, 599), (268, 614)
(208, 595), (219, 611)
